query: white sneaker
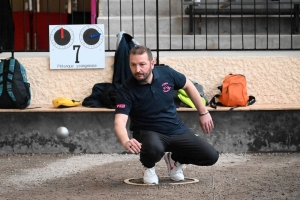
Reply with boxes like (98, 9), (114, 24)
(164, 152), (184, 181)
(143, 167), (158, 184)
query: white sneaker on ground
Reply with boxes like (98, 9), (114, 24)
(143, 167), (159, 184)
(164, 152), (185, 181)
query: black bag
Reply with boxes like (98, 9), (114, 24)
(82, 83), (117, 108)
(0, 58), (31, 109)
(0, 0), (14, 52)
(0, 1), (31, 109)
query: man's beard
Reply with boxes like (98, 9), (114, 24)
(135, 70), (152, 84)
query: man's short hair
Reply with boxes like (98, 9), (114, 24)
(129, 45), (153, 62)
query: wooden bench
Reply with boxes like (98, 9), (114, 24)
(1, 104), (300, 112)
(184, 1), (300, 34)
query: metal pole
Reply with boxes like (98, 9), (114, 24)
(156, 0), (159, 65)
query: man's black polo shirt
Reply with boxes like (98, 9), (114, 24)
(115, 65), (189, 135)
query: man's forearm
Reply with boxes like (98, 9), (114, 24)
(189, 91), (208, 114)
(114, 125), (130, 147)
(184, 79), (214, 134)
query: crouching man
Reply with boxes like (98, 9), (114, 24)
(114, 45), (219, 184)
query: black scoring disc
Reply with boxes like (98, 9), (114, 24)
(83, 28), (100, 45)
(54, 29), (71, 46)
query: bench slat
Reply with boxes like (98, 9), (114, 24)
(0, 105), (115, 113)
(1, 104), (300, 112)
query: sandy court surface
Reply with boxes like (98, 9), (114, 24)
(0, 153), (299, 200)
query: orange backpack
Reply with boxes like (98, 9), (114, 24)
(209, 74), (255, 109)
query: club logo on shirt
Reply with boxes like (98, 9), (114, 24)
(162, 82), (171, 92)
(116, 104), (126, 108)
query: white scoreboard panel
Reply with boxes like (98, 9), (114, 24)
(49, 24), (105, 69)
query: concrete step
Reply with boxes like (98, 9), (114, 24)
(98, 16), (297, 38)
(99, 0), (296, 18)
(98, 16), (190, 35)
(104, 34), (300, 50)
(99, 0), (298, 37)
(99, 0), (183, 17)
(191, 17), (297, 35)
(184, 0), (297, 9)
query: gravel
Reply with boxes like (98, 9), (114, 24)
(0, 152), (299, 200)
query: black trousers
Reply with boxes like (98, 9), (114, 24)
(133, 130), (219, 168)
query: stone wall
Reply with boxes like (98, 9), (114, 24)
(3, 51), (299, 105)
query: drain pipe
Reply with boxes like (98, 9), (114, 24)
(156, 0), (159, 65)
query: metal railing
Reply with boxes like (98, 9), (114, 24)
(183, 0), (300, 51)
(2, 0), (300, 55)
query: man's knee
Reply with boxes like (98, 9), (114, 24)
(143, 142), (164, 156)
(140, 147), (165, 168)
(207, 150), (219, 166)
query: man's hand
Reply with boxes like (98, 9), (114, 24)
(199, 112), (214, 134)
(124, 139), (142, 154)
